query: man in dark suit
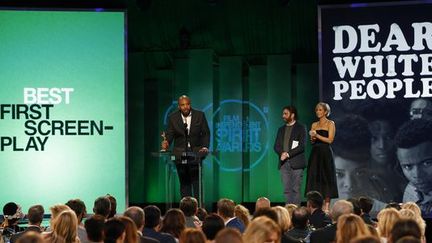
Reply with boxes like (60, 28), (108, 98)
(143, 206), (176, 243)
(306, 191), (331, 230)
(10, 205), (44, 243)
(162, 95), (210, 200)
(286, 207), (311, 241)
(274, 105), (306, 205)
(358, 196), (376, 226)
(217, 198), (245, 233)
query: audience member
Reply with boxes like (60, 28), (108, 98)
(2, 202), (24, 237)
(399, 208), (426, 240)
(43, 209), (80, 243)
(234, 204), (250, 227)
(159, 208), (186, 240)
(284, 204), (297, 219)
(253, 207), (297, 243)
(347, 198), (362, 216)
(15, 232), (44, 243)
(395, 236), (422, 243)
(196, 208), (208, 222)
(217, 198), (245, 233)
(306, 191), (331, 229)
(377, 208), (401, 242)
(93, 196), (111, 219)
(106, 194), (117, 219)
(272, 206), (292, 233)
(358, 196), (376, 226)
(401, 203), (422, 220)
(48, 204), (70, 230)
(143, 206), (176, 243)
(10, 205), (44, 243)
(286, 207), (310, 241)
(201, 214), (224, 241)
(253, 207), (278, 222)
(85, 215), (105, 243)
(389, 219), (422, 243)
(336, 214), (371, 243)
(123, 206), (159, 243)
(214, 228), (243, 243)
(255, 197), (271, 212)
(118, 216), (139, 243)
(310, 199), (353, 243)
(243, 217), (280, 243)
(104, 218), (126, 243)
(179, 228), (206, 243)
(180, 197), (200, 228)
(66, 199), (88, 243)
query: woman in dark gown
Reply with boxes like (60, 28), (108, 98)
(305, 102), (338, 211)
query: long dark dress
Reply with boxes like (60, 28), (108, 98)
(305, 130), (339, 198)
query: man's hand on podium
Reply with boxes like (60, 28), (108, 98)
(161, 140), (169, 151)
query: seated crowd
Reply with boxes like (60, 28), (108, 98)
(0, 191), (427, 243)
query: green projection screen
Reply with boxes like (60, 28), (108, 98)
(0, 10), (126, 212)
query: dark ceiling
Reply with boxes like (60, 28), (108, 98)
(0, 0), (413, 63)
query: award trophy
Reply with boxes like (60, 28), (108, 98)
(160, 131), (168, 152)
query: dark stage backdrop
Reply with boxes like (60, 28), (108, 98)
(126, 0), (320, 208)
(320, 1), (432, 216)
(129, 51), (319, 206)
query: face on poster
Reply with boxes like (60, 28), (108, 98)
(320, 2), (432, 216)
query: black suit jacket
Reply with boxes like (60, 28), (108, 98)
(310, 223), (336, 243)
(274, 122), (307, 169)
(143, 228), (176, 243)
(309, 208), (332, 229)
(166, 109), (210, 158)
(138, 232), (159, 243)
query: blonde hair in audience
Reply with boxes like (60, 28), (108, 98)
(367, 225), (379, 239)
(400, 208), (416, 219)
(118, 216), (139, 243)
(50, 204), (70, 219)
(272, 206), (292, 232)
(234, 204), (250, 227)
(284, 204), (297, 218)
(46, 209), (79, 243)
(243, 216), (281, 243)
(377, 208), (400, 238)
(401, 202), (421, 217)
(336, 214), (370, 243)
(179, 228), (206, 243)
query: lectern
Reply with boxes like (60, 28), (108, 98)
(151, 150), (207, 208)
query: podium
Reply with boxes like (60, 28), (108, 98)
(151, 150), (207, 208)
